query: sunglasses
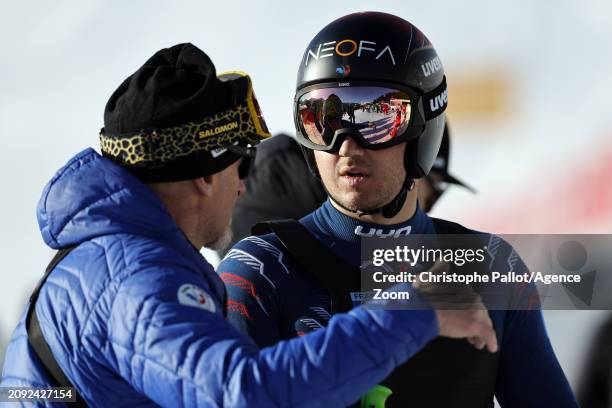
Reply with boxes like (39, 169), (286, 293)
(227, 144), (256, 179)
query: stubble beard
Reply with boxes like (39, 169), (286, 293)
(327, 166), (405, 213)
(207, 225), (233, 252)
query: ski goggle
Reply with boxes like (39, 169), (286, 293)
(218, 71), (271, 140)
(100, 71), (271, 168)
(294, 77), (447, 151)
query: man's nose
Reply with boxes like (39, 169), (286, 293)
(338, 135), (365, 157)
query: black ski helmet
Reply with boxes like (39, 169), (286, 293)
(294, 12), (447, 217)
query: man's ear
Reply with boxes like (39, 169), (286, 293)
(192, 173), (217, 197)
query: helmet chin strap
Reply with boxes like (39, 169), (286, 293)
(325, 177), (415, 219)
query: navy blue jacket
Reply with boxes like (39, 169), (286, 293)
(218, 200), (579, 407)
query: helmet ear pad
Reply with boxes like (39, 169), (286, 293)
(405, 114), (446, 180)
(300, 144), (320, 179)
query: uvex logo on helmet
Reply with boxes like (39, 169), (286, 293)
(430, 88), (448, 113)
(305, 40), (397, 66)
(420, 56), (443, 77)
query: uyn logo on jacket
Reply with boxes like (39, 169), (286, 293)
(354, 225), (412, 238)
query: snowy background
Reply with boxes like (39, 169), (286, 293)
(1, 0), (611, 400)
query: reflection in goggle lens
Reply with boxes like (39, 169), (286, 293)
(297, 86), (412, 147)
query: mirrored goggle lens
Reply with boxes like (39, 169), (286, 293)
(297, 86), (413, 147)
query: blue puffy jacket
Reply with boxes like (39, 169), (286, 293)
(1, 148), (438, 407)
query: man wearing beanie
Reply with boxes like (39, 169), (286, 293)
(1, 43), (498, 407)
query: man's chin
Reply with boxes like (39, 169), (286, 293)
(206, 227), (233, 252)
(333, 192), (386, 213)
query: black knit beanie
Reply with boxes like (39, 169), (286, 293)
(101, 43), (247, 182)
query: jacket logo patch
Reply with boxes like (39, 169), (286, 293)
(178, 284), (216, 313)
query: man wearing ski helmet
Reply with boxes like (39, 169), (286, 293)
(219, 12), (578, 407)
(1, 43), (500, 407)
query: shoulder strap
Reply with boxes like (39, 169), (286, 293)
(25, 246), (88, 407)
(252, 220), (359, 313)
(251, 218), (477, 314)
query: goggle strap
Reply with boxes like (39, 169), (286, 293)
(99, 102), (266, 167)
(422, 76), (448, 120)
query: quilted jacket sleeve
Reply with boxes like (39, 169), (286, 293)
(106, 266), (438, 407)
